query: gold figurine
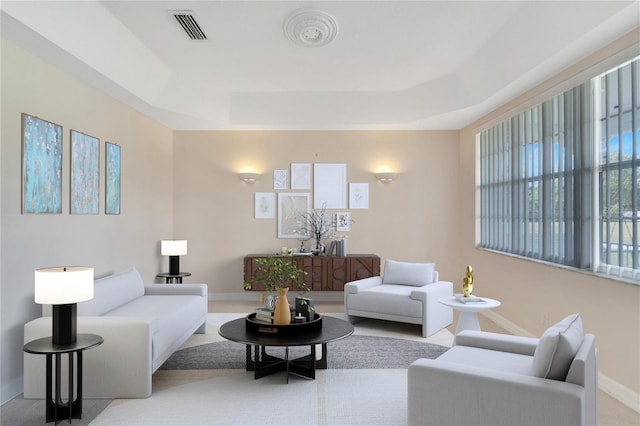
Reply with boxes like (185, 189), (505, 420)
(462, 265), (474, 297)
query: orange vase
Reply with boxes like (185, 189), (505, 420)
(273, 287), (291, 325)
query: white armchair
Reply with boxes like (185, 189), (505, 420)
(344, 260), (453, 337)
(408, 313), (597, 426)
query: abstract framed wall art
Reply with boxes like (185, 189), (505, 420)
(105, 142), (121, 215)
(21, 113), (63, 214)
(70, 130), (100, 214)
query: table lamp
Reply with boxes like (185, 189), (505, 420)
(35, 266), (94, 345)
(161, 240), (187, 275)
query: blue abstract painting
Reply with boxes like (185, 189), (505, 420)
(105, 142), (121, 215)
(70, 130), (100, 214)
(22, 113), (63, 214)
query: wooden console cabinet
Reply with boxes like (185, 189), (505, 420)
(244, 254), (380, 291)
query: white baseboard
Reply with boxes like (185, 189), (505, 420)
(598, 373), (640, 414)
(209, 291), (344, 303)
(1, 377), (23, 406)
(482, 310), (640, 414)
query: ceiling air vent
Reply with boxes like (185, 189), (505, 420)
(171, 11), (207, 40)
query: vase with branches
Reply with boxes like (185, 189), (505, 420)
(298, 205), (334, 255)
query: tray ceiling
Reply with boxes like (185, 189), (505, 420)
(1, 1), (638, 130)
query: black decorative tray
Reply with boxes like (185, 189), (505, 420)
(245, 313), (323, 335)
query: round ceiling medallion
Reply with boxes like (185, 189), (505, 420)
(284, 8), (339, 48)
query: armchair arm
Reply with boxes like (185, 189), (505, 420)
(343, 276), (382, 294)
(344, 276), (382, 313)
(455, 330), (539, 356)
(408, 358), (585, 426)
(24, 315), (155, 399)
(144, 283), (208, 297)
(410, 281), (454, 337)
(409, 281), (452, 301)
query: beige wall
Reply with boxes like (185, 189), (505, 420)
(0, 39), (174, 402)
(172, 130), (460, 295)
(458, 30), (640, 397)
(2, 24), (638, 410)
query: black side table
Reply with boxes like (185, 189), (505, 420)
(24, 333), (103, 424)
(156, 272), (191, 283)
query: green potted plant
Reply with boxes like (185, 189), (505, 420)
(244, 257), (310, 325)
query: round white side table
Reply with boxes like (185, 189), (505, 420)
(438, 295), (501, 334)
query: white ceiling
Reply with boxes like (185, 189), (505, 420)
(1, 1), (639, 130)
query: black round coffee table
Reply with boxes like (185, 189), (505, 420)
(219, 315), (354, 382)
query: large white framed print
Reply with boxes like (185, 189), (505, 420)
(255, 192), (275, 219)
(313, 163), (346, 209)
(291, 163), (311, 189)
(278, 192), (311, 238)
(349, 183), (369, 209)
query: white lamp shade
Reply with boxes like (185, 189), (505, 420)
(161, 240), (187, 256)
(34, 266), (94, 305)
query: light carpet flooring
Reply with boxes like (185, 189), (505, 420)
(92, 369), (411, 425)
(5, 300), (638, 425)
(205, 300), (640, 426)
(91, 301), (640, 426)
(92, 308), (453, 425)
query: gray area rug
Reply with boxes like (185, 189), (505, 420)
(160, 335), (449, 370)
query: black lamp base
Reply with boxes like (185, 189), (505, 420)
(169, 256), (180, 275)
(52, 303), (77, 345)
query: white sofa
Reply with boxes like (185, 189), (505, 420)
(408, 313), (597, 426)
(344, 260), (453, 337)
(23, 267), (208, 399)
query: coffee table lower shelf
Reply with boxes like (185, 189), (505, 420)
(247, 343), (328, 383)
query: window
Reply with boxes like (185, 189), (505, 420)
(598, 59), (640, 280)
(478, 58), (639, 283)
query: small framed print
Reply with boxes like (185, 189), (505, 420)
(274, 169), (288, 189)
(255, 192), (275, 219)
(336, 212), (351, 232)
(291, 163), (311, 189)
(349, 183), (369, 209)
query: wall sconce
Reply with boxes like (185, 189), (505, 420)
(35, 266), (94, 345)
(238, 172), (261, 183)
(161, 240), (187, 275)
(375, 172), (398, 183)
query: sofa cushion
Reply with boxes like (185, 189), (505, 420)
(348, 285), (424, 318)
(105, 294), (207, 363)
(77, 267), (145, 316)
(438, 345), (535, 377)
(382, 260), (435, 287)
(532, 313), (583, 381)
